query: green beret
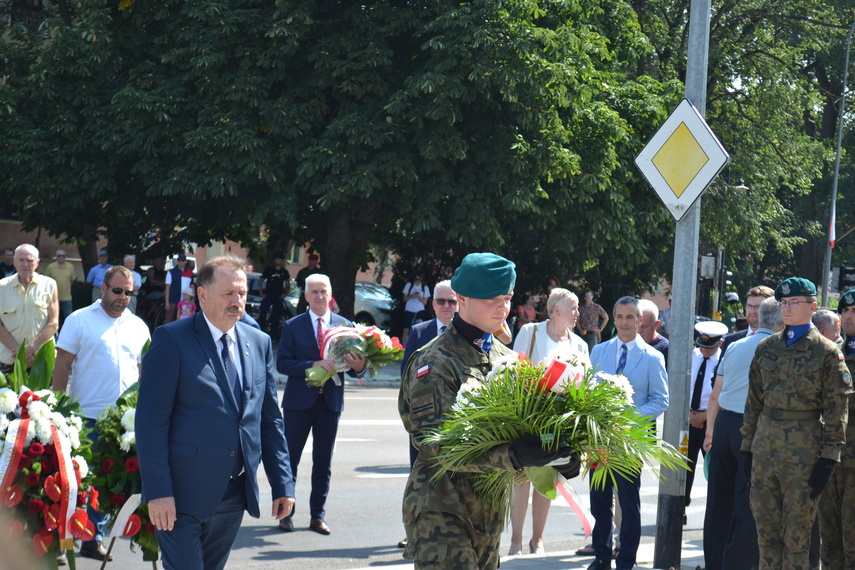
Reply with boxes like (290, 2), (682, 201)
(774, 276), (816, 300)
(451, 253), (516, 299)
(840, 289), (855, 312)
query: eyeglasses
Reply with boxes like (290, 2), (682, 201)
(778, 300), (810, 309)
(110, 287), (134, 297)
(56, 255), (66, 258)
(435, 298), (458, 306)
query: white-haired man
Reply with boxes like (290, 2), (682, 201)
(276, 273), (366, 535)
(0, 244), (58, 372)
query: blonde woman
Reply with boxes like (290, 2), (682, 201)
(509, 288), (590, 555)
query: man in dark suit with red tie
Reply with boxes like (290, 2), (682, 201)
(136, 255), (295, 570)
(276, 273), (365, 535)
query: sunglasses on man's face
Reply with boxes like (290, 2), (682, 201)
(110, 287), (134, 297)
(435, 298), (457, 306)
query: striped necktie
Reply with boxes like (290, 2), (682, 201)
(616, 343), (627, 374)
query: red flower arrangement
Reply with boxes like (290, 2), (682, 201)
(89, 384), (159, 561)
(0, 342), (95, 562)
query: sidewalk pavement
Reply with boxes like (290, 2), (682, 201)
(343, 540), (705, 569)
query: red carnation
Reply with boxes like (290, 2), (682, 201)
(391, 337), (403, 350)
(102, 458), (117, 474)
(18, 455), (32, 469)
(77, 491), (88, 505)
(109, 492), (127, 505)
(43, 444), (56, 456)
(125, 458), (139, 473)
(24, 471), (41, 487)
(145, 521), (155, 534)
(40, 456), (55, 473)
(28, 499), (44, 513)
(89, 488), (100, 511)
(28, 442), (44, 457)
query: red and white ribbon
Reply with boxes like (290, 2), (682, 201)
(0, 418), (30, 496)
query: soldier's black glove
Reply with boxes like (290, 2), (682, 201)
(555, 453), (582, 480)
(508, 434), (574, 469)
(808, 458), (836, 499)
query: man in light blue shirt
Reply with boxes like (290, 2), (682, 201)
(86, 249), (112, 303)
(702, 297), (782, 570)
(588, 296), (668, 570)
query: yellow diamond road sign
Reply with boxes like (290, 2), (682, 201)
(635, 98), (729, 221)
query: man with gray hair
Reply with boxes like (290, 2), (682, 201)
(587, 296), (669, 570)
(637, 299), (669, 363)
(0, 244), (58, 372)
(123, 255), (142, 315)
(702, 297), (781, 570)
(276, 273), (366, 535)
(813, 309), (842, 347)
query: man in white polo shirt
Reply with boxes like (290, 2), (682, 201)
(52, 265), (151, 562)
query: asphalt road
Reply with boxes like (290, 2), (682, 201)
(72, 384), (707, 570)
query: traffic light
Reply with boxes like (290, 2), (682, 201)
(840, 266), (855, 292)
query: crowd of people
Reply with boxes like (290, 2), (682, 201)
(4, 241), (853, 570)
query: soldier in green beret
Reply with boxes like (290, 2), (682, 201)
(817, 289), (855, 567)
(741, 277), (852, 569)
(398, 253), (578, 569)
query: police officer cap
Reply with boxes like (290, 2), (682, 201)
(774, 276), (816, 300)
(451, 253), (516, 299)
(840, 289), (855, 312)
(694, 321), (728, 348)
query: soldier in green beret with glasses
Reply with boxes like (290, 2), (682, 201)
(741, 277), (852, 569)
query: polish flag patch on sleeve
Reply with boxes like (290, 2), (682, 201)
(417, 365), (430, 378)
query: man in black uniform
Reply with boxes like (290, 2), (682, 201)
(259, 253), (290, 336)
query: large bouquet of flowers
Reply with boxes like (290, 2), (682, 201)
(305, 325), (404, 387)
(0, 341), (95, 563)
(89, 383), (158, 562)
(423, 349), (686, 518)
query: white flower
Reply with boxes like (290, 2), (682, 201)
(34, 419), (53, 444)
(596, 372), (635, 403)
(486, 353), (521, 382)
(0, 388), (16, 414)
(68, 415), (83, 431)
(24, 420), (35, 444)
(34, 390), (57, 406)
(50, 413), (70, 436)
(72, 456), (89, 479)
(68, 429), (80, 450)
(26, 400), (51, 422)
(0, 414), (8, 433)
(119, 431), (136, 452)
(120, 408), (136, 433)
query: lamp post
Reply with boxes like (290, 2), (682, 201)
(821, 19), (855, 306)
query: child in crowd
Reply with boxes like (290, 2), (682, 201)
(176, 286), (196, 320)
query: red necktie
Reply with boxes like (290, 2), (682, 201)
(317, 317), (324, 347)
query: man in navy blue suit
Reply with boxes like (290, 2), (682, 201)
(136, 255), (295, 570)
(276, 273), (365, 535)
(587, 296), (669, 570)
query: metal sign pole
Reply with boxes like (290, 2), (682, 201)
(653, 0), (711, 567)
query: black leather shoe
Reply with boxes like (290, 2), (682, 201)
(397, 538), (407, 548)
(57, 552), (68, 566)
(587, 559), (612, 570)
(79, 540), (113, 561)
(278, 517), (294, 532)
(309, 518), (331, 535)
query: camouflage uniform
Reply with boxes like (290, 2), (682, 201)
(741, 327), (851, 570)
(818, 349), (855, 568)
(399, 325), (517, 569)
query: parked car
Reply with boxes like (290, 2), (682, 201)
(245, 274), (394, 333)
(352, 281), (394, 330)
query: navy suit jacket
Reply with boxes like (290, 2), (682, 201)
(278, 312), (354, 413)
(136, 313), (294, 519)
(400, 319), (440, 374)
